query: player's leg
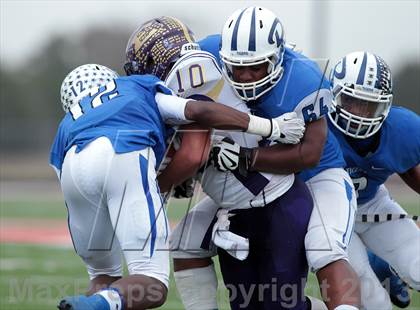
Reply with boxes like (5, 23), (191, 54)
(356, 186), (420, 291)
(106, 147), (170, 309)
(58, 138), (123, 308)
(257, 176), (313, 310)
(216, 177), (313, 309)
(347, 233), (392, 309)
(304, 168), (361, 309)
(217, 207), (263, 310)
(367, 251), (411, 308)
(170, 196), (220, 310)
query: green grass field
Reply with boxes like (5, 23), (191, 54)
(0, 198), (419, 309)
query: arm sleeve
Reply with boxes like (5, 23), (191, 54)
(155, 92), (193, 125)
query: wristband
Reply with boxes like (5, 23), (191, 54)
(246, 115), (272, 137)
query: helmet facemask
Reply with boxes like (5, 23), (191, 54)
(329, 84), (392, 139)
(220, 50), (284, 101)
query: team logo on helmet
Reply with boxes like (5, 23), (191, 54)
(268, 17), (284, 48)
(124, 16), (195, 80)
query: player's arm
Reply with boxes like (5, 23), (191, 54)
(211, 87), (330, 174)
(155, 92), (304, 143)
(212, 116), (326, 175)
(398, 164), (420, 194)
(251, 117), (326, 174)
(184, 100), (249, 130)
(157, 123), (211, 193)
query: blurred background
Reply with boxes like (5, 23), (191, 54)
(1, 0), (420, 176)
(1, 1), (419, 309)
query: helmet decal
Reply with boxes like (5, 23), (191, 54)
(374, 55), (392, 94)
(333, 57), (346, 80)
(268, 17), (283, 48)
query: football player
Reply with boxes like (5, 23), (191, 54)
(123, 16), (323, 309)
(51, 63), (306, 309)
(201, 7), (362, 310)
(328, 51), (420, 309)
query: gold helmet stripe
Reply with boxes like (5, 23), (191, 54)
(170, 17), (194, 43)
(134, 28), (158, 54)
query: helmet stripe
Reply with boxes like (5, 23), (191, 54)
(171, 17), (194, 43)
(248, 7), (256, 51)
(373, 54), (382, 89)
(356, 52), (368, 85)
(231, 8), (246, 51)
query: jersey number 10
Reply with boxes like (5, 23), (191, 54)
(175, 64), (205, 93)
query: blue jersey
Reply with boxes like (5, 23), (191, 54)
(199, 35), (345, 181)
(50, 75), (171, 172)
(329, 106), (420, 204)
(198, 35), (223, 68)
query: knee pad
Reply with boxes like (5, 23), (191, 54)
(79, 248), (123, 280)
(127, 259), (169, 289)
(305, 226), (349, 272)
(86, 262), (123, 280)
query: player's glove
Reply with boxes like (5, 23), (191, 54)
(211, 137), (253, 177)
(173, 178), (195, 199)
(268, 112), (305, 144)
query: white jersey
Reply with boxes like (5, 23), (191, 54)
(165, 50), (294, 209)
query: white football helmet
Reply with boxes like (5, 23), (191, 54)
(60, 64), (119, 112)
(220, 6), (285, 101)
(329, 52), (393, 139)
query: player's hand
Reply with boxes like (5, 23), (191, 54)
(268, 112), (305, 144)
(211, 137), (253, 177)
(173, 178), (194, 199)
(211, 137), (240, 171)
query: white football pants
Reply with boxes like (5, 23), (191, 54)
(61, 137), (170, 287)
